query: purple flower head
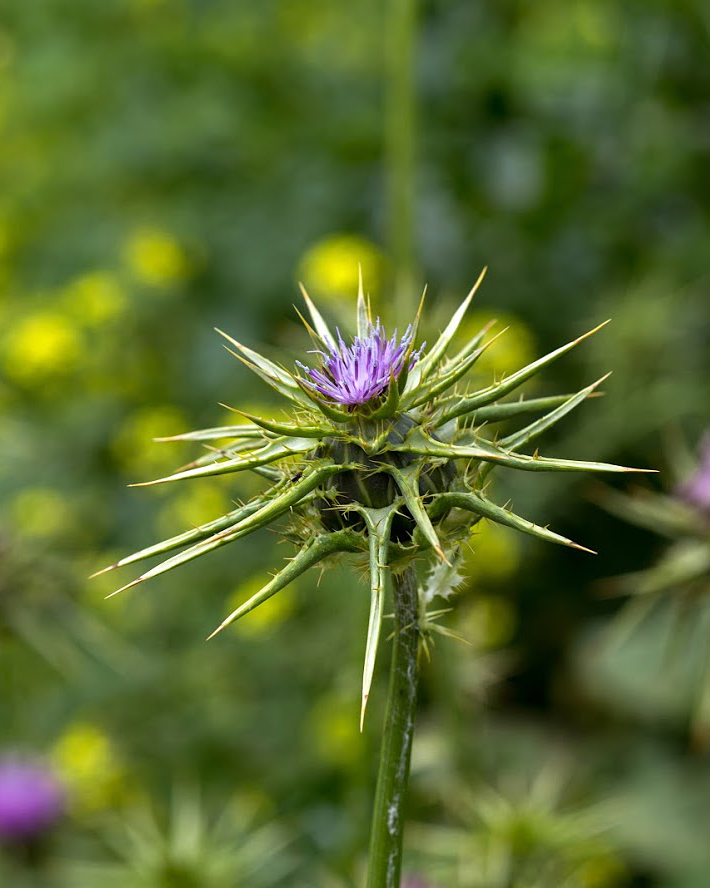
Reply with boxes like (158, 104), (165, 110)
(297, 320), (424, 407)
(676, 433), (710, 512)
(0, 758), (65, 843)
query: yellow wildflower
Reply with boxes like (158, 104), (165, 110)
(217, 401), (285, 431)
(3, 312), (81, 384)
(52, 723), (125, 812)
(298, 234), (383, 306)
(61, 270), (127, 325)
(11, 488), (72, 540)
(463, 519), (521, 583)
(307, 692), (362, 768)
(124, 226), (189, 286)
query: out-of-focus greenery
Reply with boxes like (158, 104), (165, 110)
(1, 1), (709, 885)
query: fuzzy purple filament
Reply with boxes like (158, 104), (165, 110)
(0, 759), (65, 843)
(298, 321), (423, 407)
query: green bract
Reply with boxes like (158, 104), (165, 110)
(98, 270), (646, 723)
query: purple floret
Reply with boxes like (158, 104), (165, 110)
(677, 434), (710, 513)
(297, 320), (424, 407)
(0, 759), (65, 843)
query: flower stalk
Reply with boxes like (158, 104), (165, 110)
(367, 565), (420, 888)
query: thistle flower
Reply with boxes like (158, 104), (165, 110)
(97, 268), (646, 723)
(676, 433), (710, 512)
(0, 758), (65, 844)
(297, 321), (423, 406)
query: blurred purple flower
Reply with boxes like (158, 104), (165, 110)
(297, 321), (423, 406)
(0, 759), (65, 843)
(402, 877), (439, 888)
(677, 434), (710, 512)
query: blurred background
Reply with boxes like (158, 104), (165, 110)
(1, 1), (710, 886)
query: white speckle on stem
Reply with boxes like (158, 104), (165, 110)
(388, 799), (399, 835)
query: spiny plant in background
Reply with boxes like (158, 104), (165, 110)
(407, 764), (624, 888)
(97, 268), (647, 887)
(58, 784), (294, 888)
(593, 432), (710, 748)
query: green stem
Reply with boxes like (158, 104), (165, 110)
(385, 0), (417, 321)
(367, 565), (420, 888)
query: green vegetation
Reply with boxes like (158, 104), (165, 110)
(1, 2), (709, 885)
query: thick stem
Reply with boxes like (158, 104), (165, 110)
(367, 565), (420, 888)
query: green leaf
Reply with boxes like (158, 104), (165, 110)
(500, 374), (610, 452)
(421, 550), (465, 604)
(154, 425), (265, 442)
(215, 328), (300, 391)
(169, 439), (271, 474)
(404, 326), (506, 410)
(356, 263), (371, 338)
(222, 408), (331, 439)
(216, 328), (313, 411)
(368, 369), (400, 419)
(112, 463), (353, 596)
(387, 465), (445, 561)
(448, 317), (497, 367)
(437, 491), (595, 553)
(436, 319), (610, 423)
(170, 442), (284, 482)
(293, 305), (324, 348)
(472, 393), (601, 423)
(475, 377), (608, 490)
(414, 267), (487, 379)
(605, 594), (661, 653)
(293, 377), (353, 423)
(298, 282), (335, 347)
(395, 428), (650, 475)
(129, 438), (314, 487)
(359, 507), (396, 728)
(396, 286), (427, 394)
(591, 485), (700, 539)
(250, 465), (285, 482)
(615, 540), (710, 598)
(92, 499), (267, 577)
(225, 349), (312, 407)
(206, 529), (364, 639)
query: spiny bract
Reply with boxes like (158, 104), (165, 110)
(97, 268), (646, 723)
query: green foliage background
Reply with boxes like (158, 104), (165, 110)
(1, 1), (709, 885)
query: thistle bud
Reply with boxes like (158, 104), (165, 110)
(99, 268), (648, 721)
(315, 415), (456, 540)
